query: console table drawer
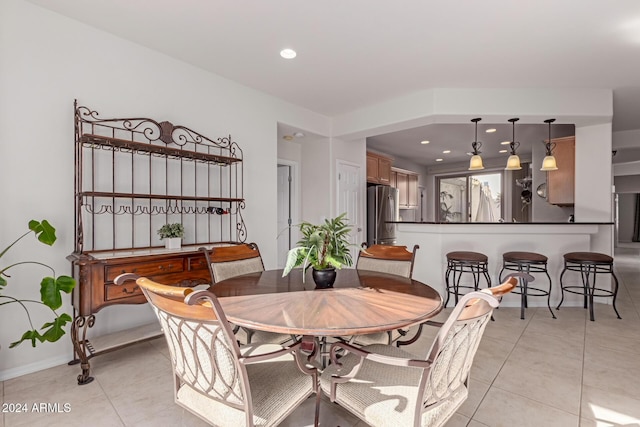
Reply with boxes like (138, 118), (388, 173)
(105, 282), (144, 301)
(188, 255), (208, 271)
(105, 259), (184, 282)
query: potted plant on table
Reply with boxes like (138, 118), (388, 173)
(282, 213), (354, 288)
(0, 220), (76, 348)
(157, 223), (185, 249)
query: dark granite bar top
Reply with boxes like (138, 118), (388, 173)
(389, 221), (614, 225)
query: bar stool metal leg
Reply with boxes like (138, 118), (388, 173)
(557, 252), (621, 321)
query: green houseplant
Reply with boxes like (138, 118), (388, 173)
(157, 223), (185, 249)
(0, 220), (76, 348)
(282, 213), (354, 288)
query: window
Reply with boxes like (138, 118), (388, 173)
(438, 172), (502, 222)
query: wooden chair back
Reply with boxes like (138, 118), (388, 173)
(201, 243), (265, 283)
(356, 243), (419, 278)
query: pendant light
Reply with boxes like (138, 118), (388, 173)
(468, 118), (484, 170)
(505, 118), (522, 170)
(541, 118), (558, 171)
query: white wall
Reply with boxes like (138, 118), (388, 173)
(617, 193), (636, 243)
(300, 137), (332, 223)
(0, 0), (330, 379)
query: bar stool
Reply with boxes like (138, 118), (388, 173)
(557, 252), (621, 321)
(445, 251), (491, 307)
(498, 251), (555, 320)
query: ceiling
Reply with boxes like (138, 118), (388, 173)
(27, 0), (640, 163)
(367, 122), (576, 167)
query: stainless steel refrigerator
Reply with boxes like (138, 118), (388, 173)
(367, 185), (399, 245)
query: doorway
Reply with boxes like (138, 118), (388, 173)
(336, 160), (363, 264)
(277, 161), (299, 268)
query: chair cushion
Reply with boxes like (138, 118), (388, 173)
(212, 257), (264, 282)
(320, 344), (468, 427)
(177, 343), (314, 426)
(357, 257), (412, 278)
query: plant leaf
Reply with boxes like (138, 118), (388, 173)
(282, 247), (305, 276)
(9, 329), (45, 348)
(28, 220), (57, 246)
(40, 275), (76, 310)
(0, 276), (6, 289)
(40, 313), (73, 343)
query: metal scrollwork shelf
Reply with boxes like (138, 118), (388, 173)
(67, 100), (246, 384)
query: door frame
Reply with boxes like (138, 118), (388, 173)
(335, 159), (365, 250)
(277, 159), (300, 249)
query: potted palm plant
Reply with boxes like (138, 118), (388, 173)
(282, 213), (354, 288)
(157, 223), (185, 249)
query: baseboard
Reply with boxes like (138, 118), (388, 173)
(0, 354), (71, 382)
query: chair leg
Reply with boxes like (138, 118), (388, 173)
(611, 269), (622, 319)
(519, 274), (527, 320)
(444, 264), (452, 308)
(556, 264), (568, 310)
(587, 265), (595, 321)
(314, 388), (321, 427)
(544, 267), (556, 319)
(454, 267), (463, 305)
(482, 264), (492, 287)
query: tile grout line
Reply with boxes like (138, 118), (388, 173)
(578, 303), (587, 426)
(473, 308), (587, 421)
(467, 309), (534, 424)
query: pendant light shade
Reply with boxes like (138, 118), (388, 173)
(468, 118), (485, 171)
(505, 118), (522, 170)
(541, 118), (559, 171)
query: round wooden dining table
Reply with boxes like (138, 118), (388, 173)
(211, 268), (443, 338)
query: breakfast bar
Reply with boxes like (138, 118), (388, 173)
(393, 221), (615, 309)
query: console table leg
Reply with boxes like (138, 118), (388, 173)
(68, 314), (96, 385)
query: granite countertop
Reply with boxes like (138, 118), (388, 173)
(389, 221), (614, 225)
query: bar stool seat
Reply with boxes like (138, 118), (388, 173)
(445, 251), (491, 307)
(557, 251), (620, 321)
(499, 251), (555, 319)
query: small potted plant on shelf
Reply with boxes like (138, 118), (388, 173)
(282, 213), (353, 288)
(1, 220), (76, 348)
(157, 223), (185, 249)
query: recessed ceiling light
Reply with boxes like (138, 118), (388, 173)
(280, 48), (297, 59)
(420, 140), (430, 144)
(499, 149), (508, 153)
(435, 158), (443, 162)
(442, 150), (451, 154)
(486, 128), (497, 133)
(500, 141), (511, 145)
(293, 132), (305, 138)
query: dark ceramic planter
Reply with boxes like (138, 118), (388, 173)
(312, 267), (336, 289)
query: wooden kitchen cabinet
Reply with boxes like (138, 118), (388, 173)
(546, 136), (575, 206)
(407, 174), (419, 207)
(396, 171), (408, 206)
(367, 152), (392, 184)
(392, 167), (419, 208)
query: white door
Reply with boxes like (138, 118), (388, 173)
(277, 165), (292, 268)
(337, 161), (363, 266)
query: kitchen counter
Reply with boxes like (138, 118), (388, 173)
(393, 221), (614, 309)
(388, 221), (613, 225)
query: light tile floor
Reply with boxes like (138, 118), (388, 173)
(2, 248), (639, 427)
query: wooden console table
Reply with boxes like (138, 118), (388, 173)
(68, 246), (214, 384)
